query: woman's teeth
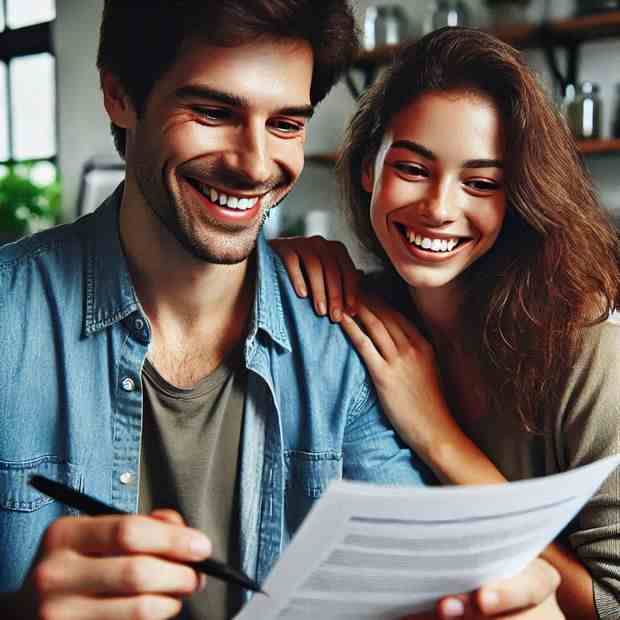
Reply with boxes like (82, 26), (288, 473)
(405, 230), (460, 253)
(192, 180), (259, 211)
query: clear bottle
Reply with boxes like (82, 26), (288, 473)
(612, 83), (620, 139)
(363, 5), (409, 50)
(565, 82), (602, 140)
(425, 0), (470, 33)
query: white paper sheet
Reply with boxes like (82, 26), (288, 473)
(236, 455), (620, 620)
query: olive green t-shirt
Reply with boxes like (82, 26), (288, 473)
(139, 351), (246, 620)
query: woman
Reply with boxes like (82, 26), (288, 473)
(272, 27), (620, 619)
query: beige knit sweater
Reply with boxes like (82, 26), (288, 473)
(463, 316), (620, 619)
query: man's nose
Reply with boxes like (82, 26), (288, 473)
(223, 123), (272, 185)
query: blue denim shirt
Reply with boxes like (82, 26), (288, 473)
(0, 186), (428, 597)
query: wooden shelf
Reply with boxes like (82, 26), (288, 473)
(354, 10), (620, 67)
(307, 139), (620, 167)
(577, 138), (620, 155)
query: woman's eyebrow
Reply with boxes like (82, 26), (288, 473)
(463, 158), (504, 169)
(391, 140), (435, 160)
(391, 140), (503, 169)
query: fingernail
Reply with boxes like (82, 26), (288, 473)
(196, 573), (207, 592)
(298, 286), (307, 297)
(332, 307), (342, 322)
(442, 598), (465, 617)
(317, 302), (327, 316)
(190, 535), (211, 558)
(480, 590), (500, 612)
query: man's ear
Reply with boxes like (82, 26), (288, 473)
(361, 158), (374, 194)
(100, 71), (135, 129)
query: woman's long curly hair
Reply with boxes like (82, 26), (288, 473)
(338, 27), (620, 431)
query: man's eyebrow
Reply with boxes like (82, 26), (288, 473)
(175, 85), (314, 118)
(390, 140), (503, 168)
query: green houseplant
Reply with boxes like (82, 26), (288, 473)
(0, 163), (61, 243)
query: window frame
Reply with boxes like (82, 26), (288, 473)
(0, 0), (56, 166)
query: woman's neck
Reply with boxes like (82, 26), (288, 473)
(408, 282), (465, 346)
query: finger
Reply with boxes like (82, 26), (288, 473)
(298, 250), (328, 316)
(475, 559), (561, 615)
(340, 313), (388, 376)
(352, 304), (399, 360)
(331, 242), (361, 315)
(149, 509), (185, 526)
(322, 254), (347, 322)
(34, 551), (202, 596)
(436, 594), (469, 618)
(42, 515), (212, 562)
(39, 593), (182, 620)
(271, 239), (309, 298)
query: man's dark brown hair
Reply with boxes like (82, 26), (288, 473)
(97, 0), (358, 156)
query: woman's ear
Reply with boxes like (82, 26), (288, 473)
(100, 71), (136, 129)
(361, 158), (374, 194)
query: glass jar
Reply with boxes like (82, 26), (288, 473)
(363, 5), (409, 50)
(612, 83), (620, 139)
(564, 82), (602, 140)
(425, 0), (470, 33)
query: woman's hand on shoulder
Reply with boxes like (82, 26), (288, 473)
(270, 235), (362, 321)
(339, 294), (449, 456)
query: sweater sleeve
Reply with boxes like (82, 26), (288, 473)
(557, 317), (620, 620)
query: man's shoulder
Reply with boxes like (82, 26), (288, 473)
(0, 216), (90, 272)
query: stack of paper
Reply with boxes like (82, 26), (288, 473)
(236, 455), (619, 620)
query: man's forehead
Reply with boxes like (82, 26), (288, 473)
(159, 37), (314, 109)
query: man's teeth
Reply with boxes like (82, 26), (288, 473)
(194, 181), (259, 210)
(405, 230), (460, 253)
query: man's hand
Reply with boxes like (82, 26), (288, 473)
(6, 509), (210, 620)
(402, 559), (563, 619)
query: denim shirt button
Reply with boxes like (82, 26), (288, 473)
(121, 377), (136, 392)
(119, 471), (135, 485)
(134, 318), (145, 331)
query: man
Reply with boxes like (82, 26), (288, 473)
(0, 2), (561, 619)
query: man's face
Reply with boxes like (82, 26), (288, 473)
(125, 38), (313, 264)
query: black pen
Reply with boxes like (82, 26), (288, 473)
(29, 474), (265, 594)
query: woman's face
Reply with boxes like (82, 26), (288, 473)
(364, 91), (507, 293)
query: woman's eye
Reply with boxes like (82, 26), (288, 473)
(466, 179), (500, 192)
(394, 163), (428, 177)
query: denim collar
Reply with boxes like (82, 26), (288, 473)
(82, 185), (291, 353)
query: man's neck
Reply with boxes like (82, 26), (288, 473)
(118, 183), (254, 386)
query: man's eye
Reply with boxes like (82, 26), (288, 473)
(270, 119), (305, 134)
(394, 163), (428, 177)
(466, 179), (501, 192)
(193, 107), (232, 122)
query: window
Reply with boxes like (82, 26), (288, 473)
(0, 0), (56, 167)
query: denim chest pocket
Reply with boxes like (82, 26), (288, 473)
(0, 456), (84, 591)
(283, 450), (342, 542)
(0, 455), (84, 512)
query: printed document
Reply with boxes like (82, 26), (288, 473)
(236, 455), (620, 620)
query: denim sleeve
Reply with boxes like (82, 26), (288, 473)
(342, 376), (435, 487)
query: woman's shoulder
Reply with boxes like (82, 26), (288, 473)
(571, 312), (620, 397)
(579, 312), (620, 364)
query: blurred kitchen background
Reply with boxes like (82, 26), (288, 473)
(1, 0), (619, 267)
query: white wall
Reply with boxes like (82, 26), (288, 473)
(54, 0), (620, 233)
(54, 0), (118, 222)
